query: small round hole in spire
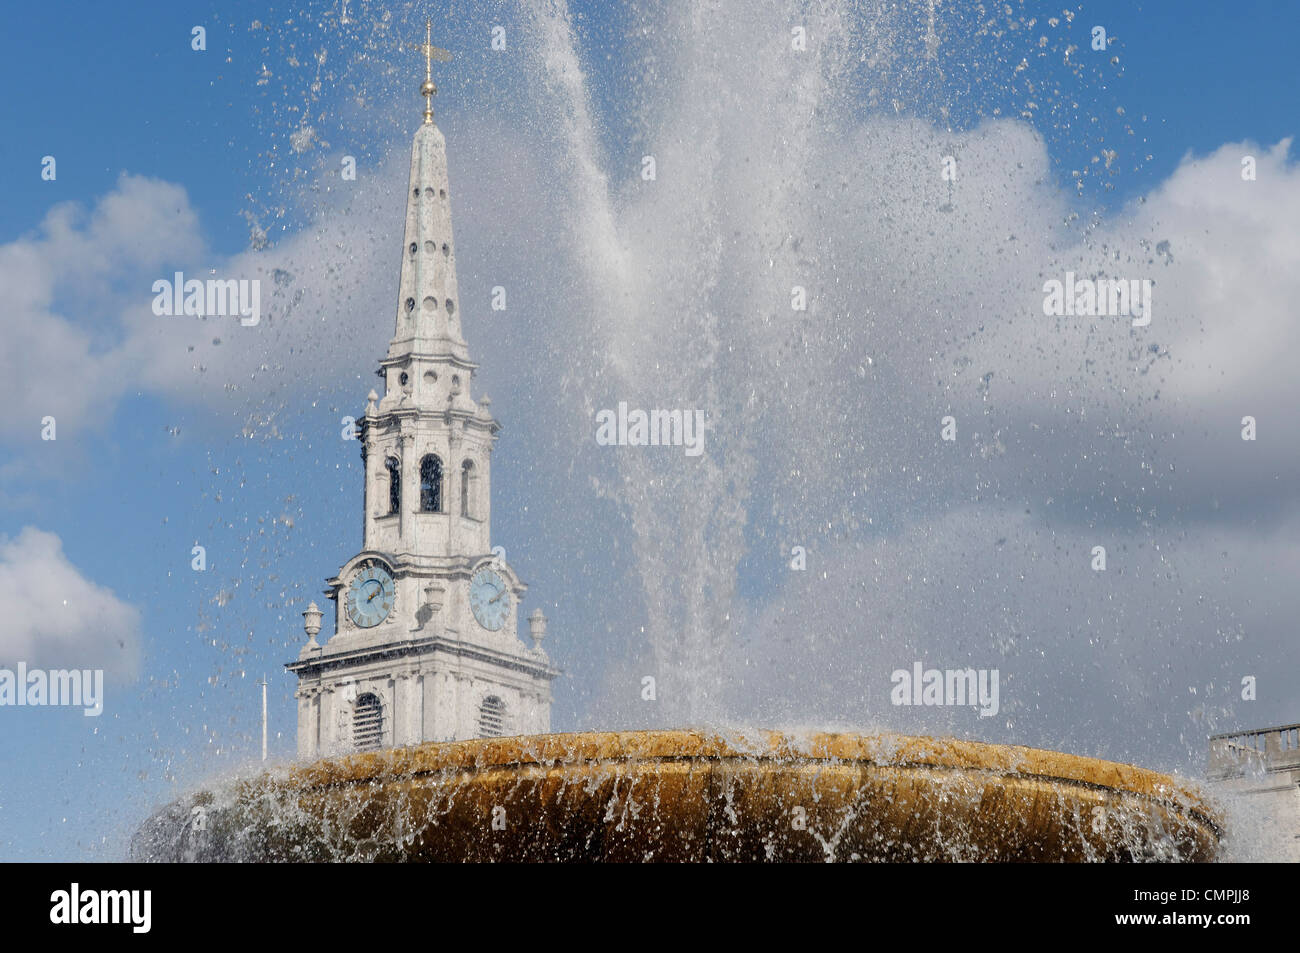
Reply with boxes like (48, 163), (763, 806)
(445, 299), (455, 316)
(423, 296), (436, 311)
(441, 243), (449, 256)
(409, 243), (417, 256)
(405, 298), (415, 313)
(440, 189), (447, 199)
(413, 188), (420, 198)
(424, 240), (435, 253)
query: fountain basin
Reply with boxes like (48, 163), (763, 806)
(131, 730), (1221, 862)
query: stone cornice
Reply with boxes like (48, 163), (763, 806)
(286, 633), (561, 683)
(379, 352), (479, 372)
(359, 405), (499, 435)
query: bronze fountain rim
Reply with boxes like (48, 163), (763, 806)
(280, 728), (1219, 834)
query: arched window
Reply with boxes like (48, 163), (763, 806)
(420, 455), (443, 512)
(385, 458), (401, 515)
(460, 459), (475, 517)
(354, 693), (383, 751)
(478, 696), (506, 738)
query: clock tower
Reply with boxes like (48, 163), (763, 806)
(286, 30), (560, 759)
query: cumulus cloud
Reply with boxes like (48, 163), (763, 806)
(0, 175), (201, 441)
(0, 170), (390, 445)
(0, 527), (141, 677)
(956, 137), (1300, 520)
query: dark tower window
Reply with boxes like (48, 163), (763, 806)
(478, 696), (505, 738)
(354, 693), (383, 751)
(420, 455), (443, 512)
(461, 459), (474, 517)
(386, 457), (401, 514)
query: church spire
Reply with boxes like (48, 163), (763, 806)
(387, 23), (468, 365)
(285, 25), (557, 760)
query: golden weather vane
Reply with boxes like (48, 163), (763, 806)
(410, 18), (453, 124)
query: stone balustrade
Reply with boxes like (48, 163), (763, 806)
(1208, 723), (1300, 778)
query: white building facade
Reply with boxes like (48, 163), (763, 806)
(1207, 723), (1300, 861)
(286, 74), (559, 759)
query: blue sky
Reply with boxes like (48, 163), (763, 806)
(1, 0), (1298, 861)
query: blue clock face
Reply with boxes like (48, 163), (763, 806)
(469, 567), (511, 631)
(346, 563), (395, 628)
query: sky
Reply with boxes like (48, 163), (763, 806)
(0, 0), (1297, 861)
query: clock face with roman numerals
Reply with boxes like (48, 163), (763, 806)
(346, 562), (395, 628)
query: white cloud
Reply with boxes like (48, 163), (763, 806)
(0, 169), (393, 443)
(0, 527), (141, 678)
(0, 174), (202, 441)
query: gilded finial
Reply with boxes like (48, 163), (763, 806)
(410, 18), (453, 124)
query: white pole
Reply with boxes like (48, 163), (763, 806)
(261, 677), (268, 762)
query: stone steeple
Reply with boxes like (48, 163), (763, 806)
(365, 76), (498, 560)
(387, 120), (470, 365)
(285, 27), (559, 759)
